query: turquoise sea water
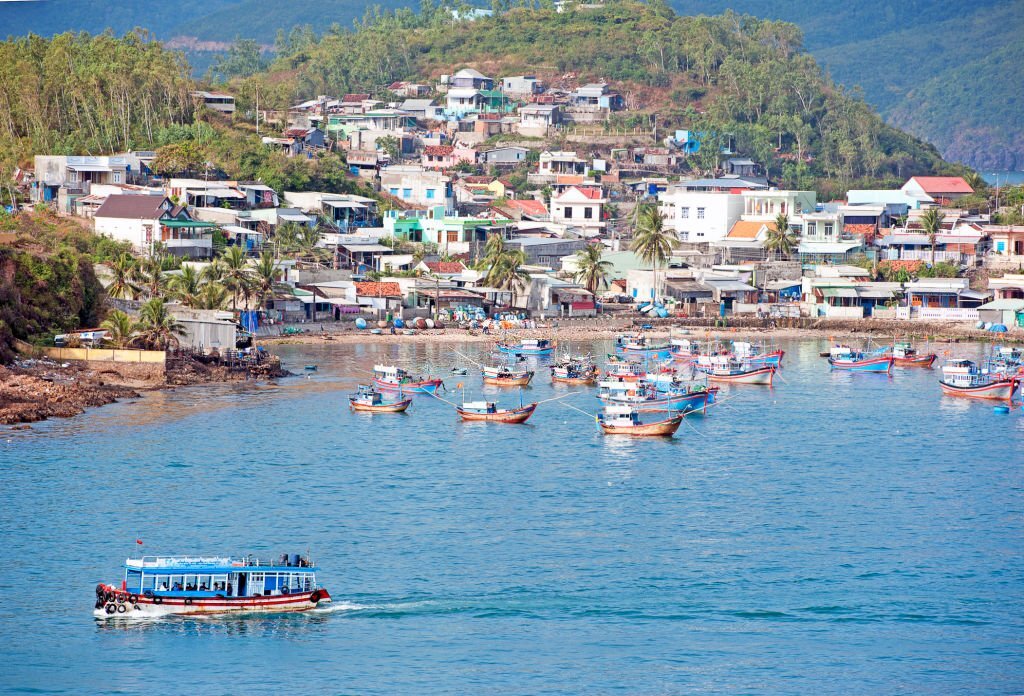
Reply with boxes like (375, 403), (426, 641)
(1, 338), (1022, 693)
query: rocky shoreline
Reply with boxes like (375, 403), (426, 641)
(0, 356), (287, 426)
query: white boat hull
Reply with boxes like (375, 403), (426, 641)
(94, 589), (329, 618)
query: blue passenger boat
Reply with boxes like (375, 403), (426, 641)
(827, 346), (893, 373)
(496, 339), (554, 356)
(93, 554), (331, 618)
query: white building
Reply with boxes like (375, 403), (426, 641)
(550, 186), (606, 234)
(658, 188), (744, 244)
(93, 195), (214, 258)
(379, 166), (454, 213)
(741, 189), (816, 224)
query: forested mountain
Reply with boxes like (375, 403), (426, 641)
(5, 0), (1015, 170)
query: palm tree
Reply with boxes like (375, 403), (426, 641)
(764, 214), (798, 260)
(273, 222), (301, 256)
(201, 257), (226, 285)
(573, 243), (613, 295)
(481, 233), (506, 267)
(100, 309), (137, 348)
(487, 249), (532, 309)
(193, 282), (229, 310)
(631, 207), (676, 302)
(135, 298), (185, 350)
(221, 246), (249, 310)
(106, 253), (140, 300)
(170, 265), (203, 307)
(251, 251), (281, 307)
(135, 256), (167, 299)
(919, 207), (946, 265)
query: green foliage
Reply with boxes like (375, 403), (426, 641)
(208, 38), (268, 82)
(0, 213), (106, 359)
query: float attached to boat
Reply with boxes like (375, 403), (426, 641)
(93, 554), (330, 618)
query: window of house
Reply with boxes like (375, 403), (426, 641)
(806, 222), (816, 236)
(680, 207), (689, 219)
(564, 207), (573, 219)
(447, 230), (458, 243)
(697, 207), (705, 219)
(113, 172), (122, 184)
(426, 189), (435, 199)
(824, 223), (834, 237)
(402, 188), (412, 199)
(584, 207), (593, 219)
(389, 187), (399, 196)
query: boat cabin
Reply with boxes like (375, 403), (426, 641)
(122, 555), (319, 599)
(461, 400), (498, 414)
(600, 404), (641, 426)
(352, 384), (385, 405)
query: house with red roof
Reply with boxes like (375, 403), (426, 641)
(415, 260), (469, 277)
(352, 281), (404, 312)
(421, 144), (477, 170)
(550, 186), (606, 233)
(901, 176), (974, 205)
(491, 198), (549, 221)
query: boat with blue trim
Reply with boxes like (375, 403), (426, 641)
(93, 554), (330, 618)
(496, 338), (554, 356)
(349, 384), (412, 412)
(939, 359), (1019, 400)
(696, 357), (777, 385)
(827, 346), (893, 373)
(615, 333), (671, 358)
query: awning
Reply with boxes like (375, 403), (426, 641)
(222, 225), (262, 237)
(67, 164), (112, 172)
(821, 287), (859, 298)
(323, 200), (367, 209)
(704, 280), (756, 292)
(161, 219), (218, 229)
(326, 298), (359, 306)
(340, 243), (391, 252)
(960, 289), (992, 300)
(766, 280), (801, 291)
(279, 213), (311, 223)
(192, 188), (245, 199)
(798, 241), (862, 254)
(856, 288), (898, 299)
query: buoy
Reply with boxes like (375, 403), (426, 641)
(355, 317), (367, 330)
(994, 405), (1010, 414)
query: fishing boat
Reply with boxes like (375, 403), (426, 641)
(348, 384), (412, 413)
(696, 357), (776, 385)
(604, 356), (647, 382)
(598, 404), (682, 437)
(890, 341), (937, 368)
(496, 339), (554, 356)
(938, 359), (1019, 400)
(827, 347), (893, 373)
(609, 382), (716, 413)
(616, 333), (671, 358)
(669, 337), (701, 361)
(550, 355), (599, 384)
(732, 341), (785, 368)
(456, 400), (538, 423)
(372, 364), (443, 393)
(93, 554), (330, 618)
(481, 365), (534, 386)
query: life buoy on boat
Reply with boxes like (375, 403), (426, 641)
(152, 596), (163, 605)
(184, 598), (193, 606)
(105, 603), (117, 614)
(128, 594), (139, 604)
(116, 603), (127, 614)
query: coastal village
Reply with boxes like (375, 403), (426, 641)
(3, 57), (1024, 424)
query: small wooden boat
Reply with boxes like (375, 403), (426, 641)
(827, 351), (893, 373)
(481, 365), (534, 386)
(891, 341), (937, 368)
(372, 364), (443, 393)
(939, 359), (1019, 400)
(550, 355), (599, 385)
(598, 404), (682, 437)
(496, 339), (554, 356)
(349, 384), (412, 413)
(456, 400), (537, 423)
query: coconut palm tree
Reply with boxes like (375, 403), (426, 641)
(135, 298), (185, 350)
(106, 253), (140, 300)
(764, 213), (798, 260)
(221, 246), (249, 310)
(631, 207), (676, 302)
(99, 309), (138, 348)
(134, 256), (167, 299)
(193, 282), (229, 310)
(170, 265), (203, 307)
(201, 257), (226, 285)
(573, 243), (613, 295)
(252, 251), (285, 309)
(919, 207), (946, 265)
(486, 249), (531, 308)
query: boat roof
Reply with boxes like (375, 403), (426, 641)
(124, 555), (318, 573)
(604, 404), (636, 415)
(462, 400), (493, 410)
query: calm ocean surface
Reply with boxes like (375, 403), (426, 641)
(1, 338), (1022, 694)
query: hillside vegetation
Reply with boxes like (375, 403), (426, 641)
(260, 0), (956, 190)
